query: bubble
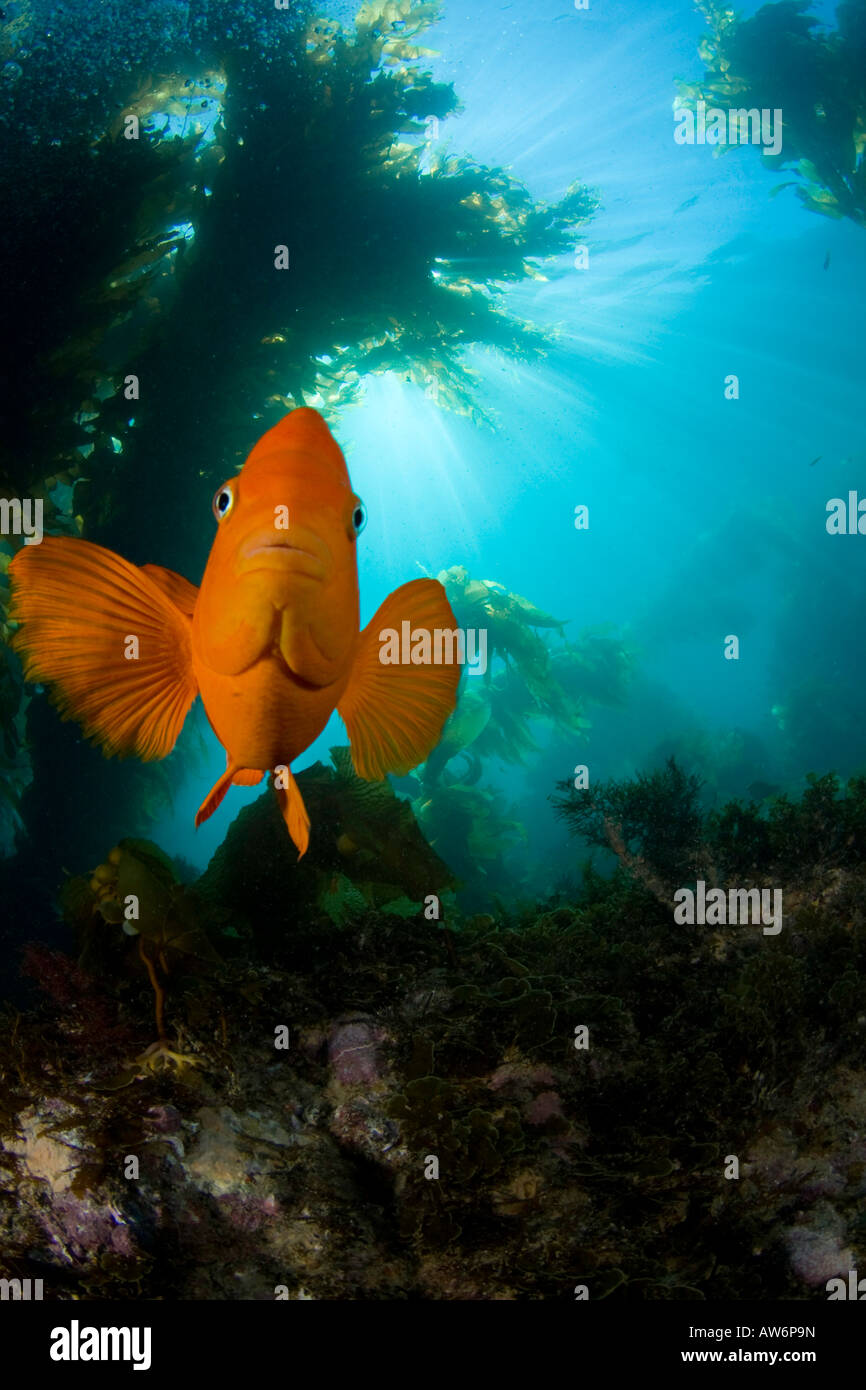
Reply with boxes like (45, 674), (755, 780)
(2, 62), (23, 84)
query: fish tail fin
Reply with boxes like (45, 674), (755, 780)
(338, 578), (460, 779)
(8, 537), (198, 760)
(276, 769), (310, 859)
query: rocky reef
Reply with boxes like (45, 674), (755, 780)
(2, 763), (866, 1299)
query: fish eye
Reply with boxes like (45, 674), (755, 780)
(213, 483), (234, 521)
(351, 500), (367, 537)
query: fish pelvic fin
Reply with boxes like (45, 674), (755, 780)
(195, 760), (264, 827)
(195, 764), (235, 828)
(276, 768), (310, 859)
(9, 537), (198, 761)
(338, 578), (461, 780)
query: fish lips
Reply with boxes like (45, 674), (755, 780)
(237, 526), (329, 581)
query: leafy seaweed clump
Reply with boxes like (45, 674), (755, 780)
(677, 0), (866, 227)
(555, 758), (866, 890)
(552, 756), (704, 888)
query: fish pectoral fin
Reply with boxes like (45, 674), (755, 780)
(338, 578), (461, 780)
(195, 764), (237, 828)
(276, 768), (310, 860)
(140, 564), (199, 619)
(9, 537), (198, 761)
(232, 768), (265, 786)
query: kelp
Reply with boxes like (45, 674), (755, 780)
(0, 0), (597, 539)
(435, 565), (582, 754)
(436, 569), (634, 760)
(677, 0), (866, 227)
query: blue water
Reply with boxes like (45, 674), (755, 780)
(145, 0), (865, 886)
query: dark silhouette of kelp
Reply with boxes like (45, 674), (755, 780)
(678, 0), (866, 228)
(0, 0), (597, 551)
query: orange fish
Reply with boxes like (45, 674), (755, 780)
(9, 409), (460, 856)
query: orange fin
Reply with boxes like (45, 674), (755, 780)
(9, 537), (198, 760)
(276, 768), (310, 859)
(233, 768), (265, 787)
(140, 564), (199, 619)
(195, 758), (263, 825)
(195, 764), (235, 828)
(338, 578), (461, 780)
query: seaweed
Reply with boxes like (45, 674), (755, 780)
(677, 0), (866, 227)
(0, 0), (597, 540)
(553, 756), (705, 889)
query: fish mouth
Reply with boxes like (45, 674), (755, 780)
(246, 541), (318, 561)
(238, 529), (328, 580)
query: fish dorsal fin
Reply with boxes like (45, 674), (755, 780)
(338, 578), (460, 779)
(140, 563), (199, 618)
(9, 537), (198, 761)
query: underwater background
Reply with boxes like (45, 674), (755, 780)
(1, 0), (865, 1302)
